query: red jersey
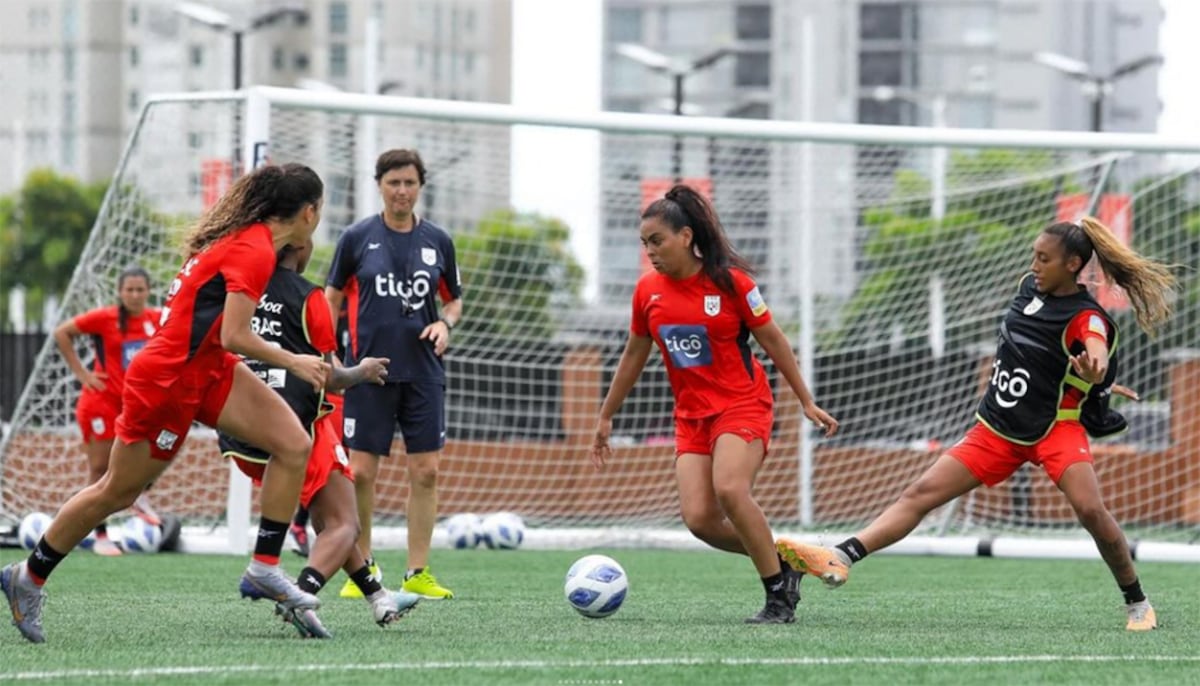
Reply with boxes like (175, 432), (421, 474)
(631, 268), (773, 419)
(71, 305), (161, 405)
(1059, 308), (1108, 411)
(131, 223), (276, 388)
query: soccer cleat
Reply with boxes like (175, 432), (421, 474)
(288, 522), (310, 559)
(775, 538), (850, 588)
(1126, 600), (1158, 631)
(402, 567), (454, 599)
(369, 589), (421, 626)
(339, 563), (381, 599)
(744, 596), (796, 624)
(275, 603), (333, 639)
(91, 534), (123, 557)
(239, 566), (321, 613)
(1, 562), (46, 644)
(131, 493), (162, 527)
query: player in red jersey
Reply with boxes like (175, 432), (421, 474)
(590, 184), (839, 624)
(1, 163), (331, 644)
(53, 265), (161, 555)
(776, 217), (1176, 632)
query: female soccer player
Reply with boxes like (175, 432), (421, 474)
(777, 216), (1175, 632)
(1, 163), (331, 644)
(590, 184), (839, 624)
(53, 265), (161, 555)
(219, 240), (420, 638)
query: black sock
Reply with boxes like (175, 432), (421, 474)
(405, 566), (424, 580)
(351, 564), (383, 596)
(26, 539), (67, 582)
(1120, 578), (1146, 604)
(253, 518), (290, 559)
(297, 567), (326, 595)
(95, 522), (107, 537)
(836, 537), (869, 563)
(761, 572), (786, 598)
(292, 506), (310, 528)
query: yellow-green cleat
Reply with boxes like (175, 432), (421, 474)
(402, 567), (454, 599)
(339, 563), (382, 599)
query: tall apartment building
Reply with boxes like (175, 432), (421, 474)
(597, 0), (1163, 307)
(0, 0), (512, 238)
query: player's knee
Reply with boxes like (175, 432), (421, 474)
(713, 481), (750, 510)
(410, 463), (438, 490)
(274, 434), (312, 469)
(680, 507), (720, 540)
(1073, 501), (1108, 530)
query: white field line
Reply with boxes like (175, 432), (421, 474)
(2, 655), (1200, 681)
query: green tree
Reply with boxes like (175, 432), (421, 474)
(453, 209), (584, 344)
(0, 169), (106, 329)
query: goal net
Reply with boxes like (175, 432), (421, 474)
(3, 87), (1200, 558)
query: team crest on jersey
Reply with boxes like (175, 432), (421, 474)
(155, 430), (179, 452)
(143, 320), (156, 336)
(704, 295), (721, 316)
(1023, 297), (1044, 316)
(344, 418), (356, 438)
(421, 247), (437, 266)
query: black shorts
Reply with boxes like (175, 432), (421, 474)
(343, 381), (445, 455)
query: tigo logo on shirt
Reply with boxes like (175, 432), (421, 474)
(746, 287), (768, 317)
(659, 324), (712, 369)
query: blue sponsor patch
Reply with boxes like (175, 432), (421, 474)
(121, 340), (147, 369)
(658, 324), (712, 369)
(746, 286), (768, 317)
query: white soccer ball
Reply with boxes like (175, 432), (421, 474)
(17, 512), (52, 551)
(564, 554), (628, 619)
(119, 517), (163, 553)
(480, 512), (525, 550)
(444, 513), (484, 549)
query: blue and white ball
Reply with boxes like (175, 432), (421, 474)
(17, 512), (52, 551)
(564, 554), (628, 618)
(444, 513), (484, 549)
(480, 512), (525, 550)
(119, 517), (163, 553)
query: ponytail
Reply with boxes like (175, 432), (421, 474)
(641, 184), (754, 295)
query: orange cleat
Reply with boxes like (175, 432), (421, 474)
(1125, 601), (1157, 631)
(775, 538), (850, 588)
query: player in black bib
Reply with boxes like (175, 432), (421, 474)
(778, 216), (1176, 631)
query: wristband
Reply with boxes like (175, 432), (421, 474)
(440, 316), (455, 330)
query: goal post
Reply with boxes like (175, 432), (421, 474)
(4, 86), (1200, 561)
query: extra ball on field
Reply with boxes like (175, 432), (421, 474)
(443, 512), (484, 549)
(564, 554), (628, 618)
(480, 512), (525, 550)
(18, 512), (52, 551)
(119, 517), (163, 553)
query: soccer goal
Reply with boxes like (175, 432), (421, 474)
(4, 86), (1200, 561)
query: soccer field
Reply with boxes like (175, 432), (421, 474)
(0, 549), (1195, 685)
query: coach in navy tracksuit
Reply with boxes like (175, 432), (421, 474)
(325, 148), (462, 601)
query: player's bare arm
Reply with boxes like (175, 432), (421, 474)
(326, 354), (389, 391)
(751, 319), (839, 437)
(591, 334), (654, 469)
(221, 291), (329, 390)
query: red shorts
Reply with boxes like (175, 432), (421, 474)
(675, 398), (773, 458)
(232, 412), (352, 508)
(947, 421), (1093, 486)
(76, 392), (120, 443)
(116, 353), (240, 460)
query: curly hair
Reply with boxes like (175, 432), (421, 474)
(182, 163), (323, 257)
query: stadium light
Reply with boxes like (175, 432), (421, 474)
(616, 42), (738, 180)
(1033, 51), (1162, 132)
